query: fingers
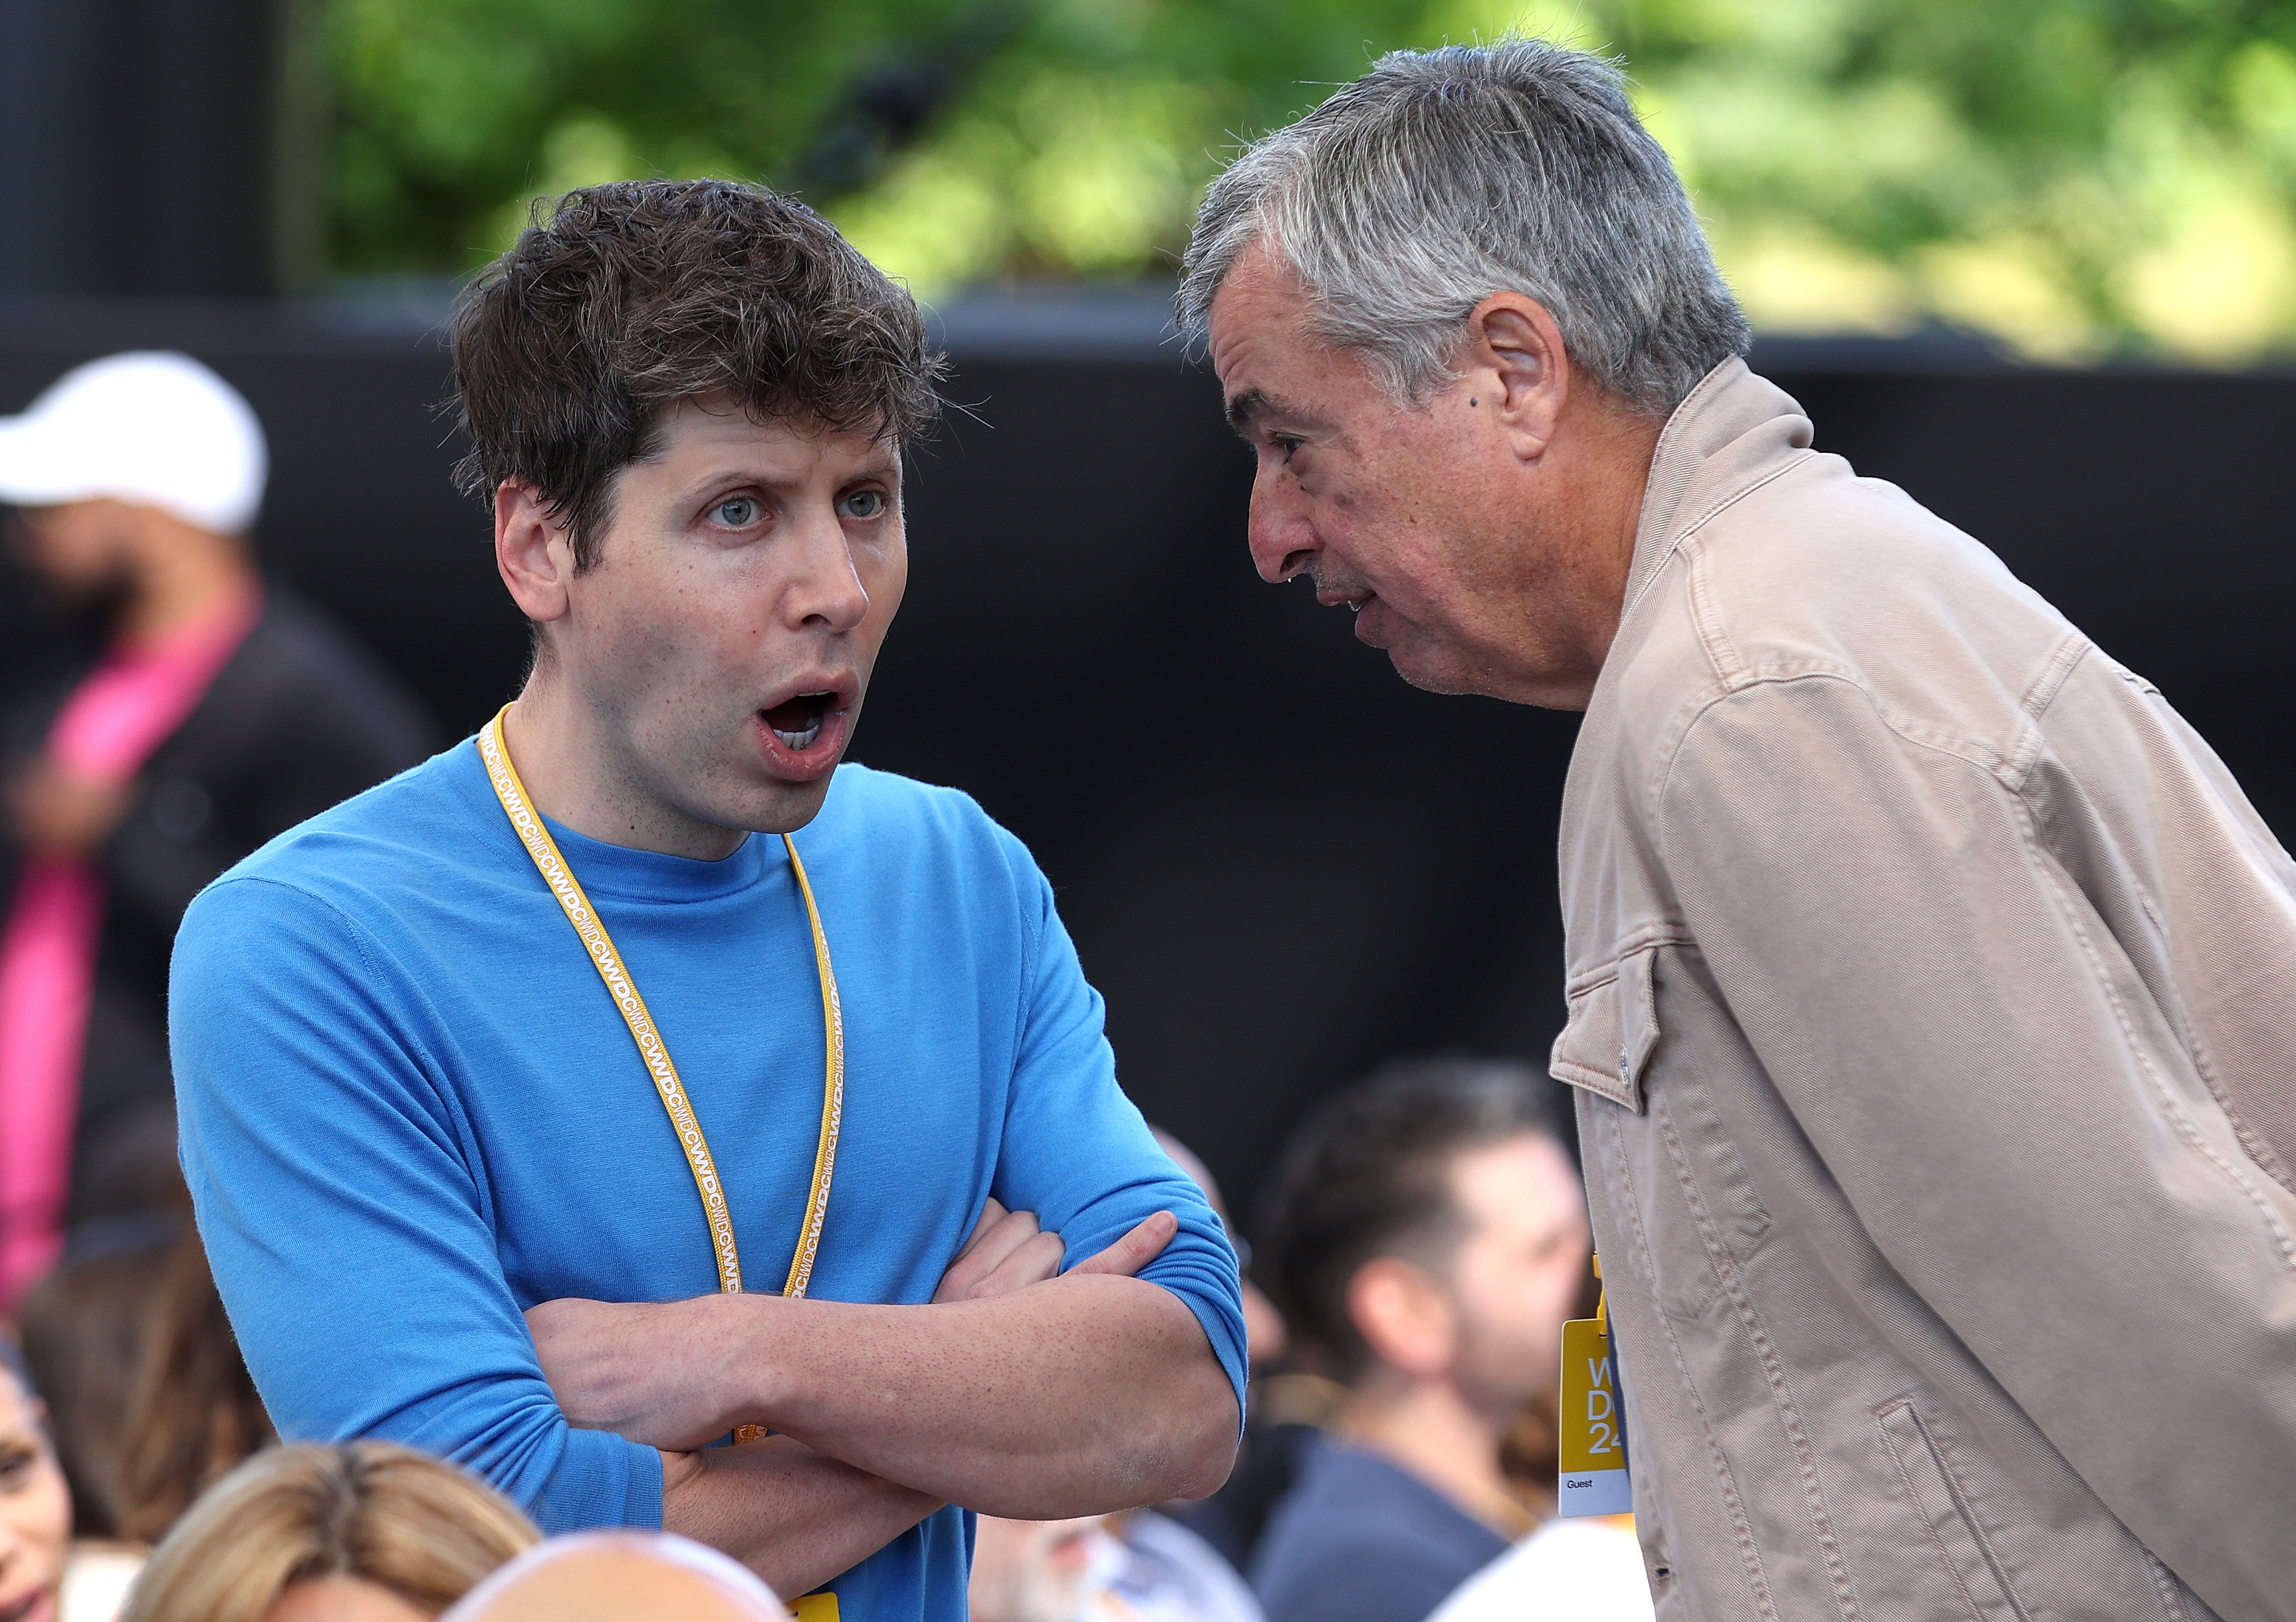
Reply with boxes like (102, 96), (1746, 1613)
(1066, 1210), (1179, 1279)
(937, 1206), (1182, 1302)
(953, 1198), (1010, 1263)
(970, 1229), (1066, 1298)
(934, 1205), (1043, 1303)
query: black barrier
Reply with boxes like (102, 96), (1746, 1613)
(4, 298), (2290, 1215)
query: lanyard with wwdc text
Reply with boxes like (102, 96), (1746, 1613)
(477, 707), (845, 1303)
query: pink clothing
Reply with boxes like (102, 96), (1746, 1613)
(0, 586), (259, 1305)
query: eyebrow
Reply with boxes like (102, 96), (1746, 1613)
(1225, 387), (1306, 435)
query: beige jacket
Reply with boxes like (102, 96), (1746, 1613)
(1553, 360), (2296, 1622)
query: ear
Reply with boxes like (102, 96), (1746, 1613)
(1460, 291), (1571, 463)
(494, 481), (576, 627)
(1347, 1256), (1458, 1380)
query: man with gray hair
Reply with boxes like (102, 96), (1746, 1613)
(1183, 37), (2296, 1622)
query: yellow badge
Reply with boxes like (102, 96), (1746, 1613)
(789, 1595), (840, 1622)
(1557, 1314), (1631, 1516)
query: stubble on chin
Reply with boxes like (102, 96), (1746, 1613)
(715, 752), (838, 839)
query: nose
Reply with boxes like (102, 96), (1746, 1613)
(1246, 463), (1318, 585)
(786, 511), (871, 636)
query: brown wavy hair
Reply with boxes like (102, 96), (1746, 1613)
(449, 177), (946, 570)
(120, 1441), (539, 1622)
(114, 1229), (275, 1544)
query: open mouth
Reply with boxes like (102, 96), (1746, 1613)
(762, 691), (835, 753)
(754, 687), (852, 782)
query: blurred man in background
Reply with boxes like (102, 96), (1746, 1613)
(0, 352), (431, 1306)
(1184, 37), (2296, 1622)
(1247, 1059), (1587, 1622)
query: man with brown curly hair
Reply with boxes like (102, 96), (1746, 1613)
(166, 181), (1245, 1622)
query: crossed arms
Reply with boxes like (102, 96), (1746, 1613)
(526, 1200), (1242, 1598)
(172, 845), (1245, 1597)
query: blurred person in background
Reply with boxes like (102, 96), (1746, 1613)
(1247, 1060), (1589, 1622)
(0, 352), (431, 1310)
(969, 1515), (1137, 1622)
(441, 1531), (782, 1622)
(168, 180), (1244, 1620)
(970, 1502), (1262, 1622)
(15, 1167), (272, 1547)
(120, 1441), (537, 1622)
(13, 1226), (171, 1540)
(112, 1224), (274, 1543)
(0, 1335), (144, 1622)
(1186, 35), (2296, 1622)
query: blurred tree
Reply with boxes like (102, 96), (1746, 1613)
(330, 0), (2296, 361)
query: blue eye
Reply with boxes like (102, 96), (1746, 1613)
(713, 497), (758, 526)
(842, 489), (886, 519)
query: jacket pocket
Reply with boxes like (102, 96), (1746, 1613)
(1875, 1400), (2031, 1622)
(1551, 945), (1661, 1112)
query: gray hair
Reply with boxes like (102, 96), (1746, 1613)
(1177, 39), (1749, 417)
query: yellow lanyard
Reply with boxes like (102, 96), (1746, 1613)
(477, 707), (844, 1302)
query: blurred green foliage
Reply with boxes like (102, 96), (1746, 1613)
(331, 0), (2296, 360)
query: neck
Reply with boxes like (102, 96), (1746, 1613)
(1337, 1374), (1530, 1538)
(503, 675), (746, 861)
(1565, 405), (1663, 672)
(1513, 404), (1661, 710)
(118, 530), (256, 649)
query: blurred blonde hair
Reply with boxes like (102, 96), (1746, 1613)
(120, 1441), (539, 1622)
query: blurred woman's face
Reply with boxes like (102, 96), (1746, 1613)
(0, 1371), (71, 1622)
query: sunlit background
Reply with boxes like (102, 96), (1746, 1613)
(326, 0), (2296, 362)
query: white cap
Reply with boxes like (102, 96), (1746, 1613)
(0, 352), (268, 534)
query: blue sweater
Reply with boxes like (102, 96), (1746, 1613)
(170, 742), (1246, 1622)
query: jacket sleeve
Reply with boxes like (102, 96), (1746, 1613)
(170, 874), (659, 1534)
(1656, 671), (2296, 1619)
(983, 841), (1248, 1425)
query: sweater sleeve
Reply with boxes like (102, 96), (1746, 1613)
(984, 845), (1248, 1425)
(169, 875), (660, 1533)
(1657, 673), (2296, 1622)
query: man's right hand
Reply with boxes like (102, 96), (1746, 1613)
(933, 1199), (1064, 1302)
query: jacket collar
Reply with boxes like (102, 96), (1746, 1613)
(1619, 358), (1814, 624)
